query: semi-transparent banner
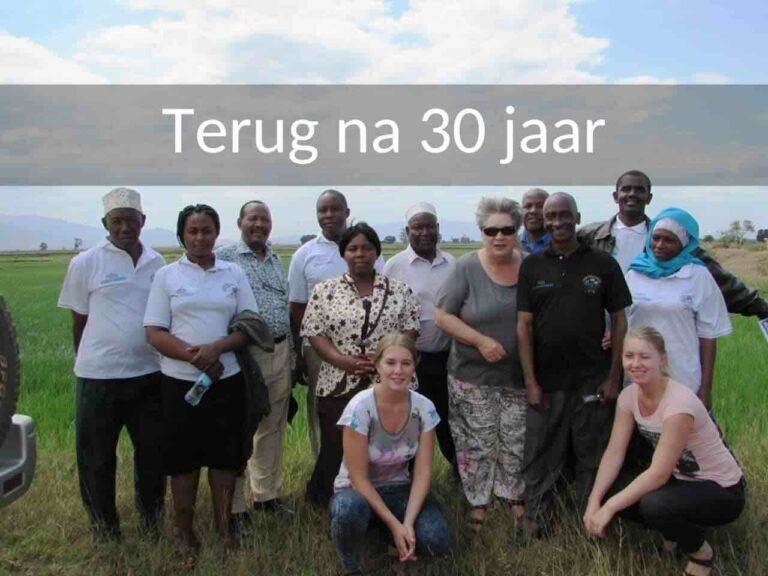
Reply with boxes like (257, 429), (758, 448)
(1, 85), (766, 185)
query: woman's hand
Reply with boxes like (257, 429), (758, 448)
(582, 499), (600, 532)
(338, 354), (376, 377)
(206, 360), (224, 382)
(187, 343), (221, 372)
(390, 521), (416, 562)
(584, 505), (614, 538)
(476, 336), (507, 363)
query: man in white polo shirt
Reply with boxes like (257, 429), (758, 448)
(383, 202), (457, 472)
(288, 189), (384, 458)
(58, 188), (166, 540)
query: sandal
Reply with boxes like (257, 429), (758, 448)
(500, 498), (526, 521)
(466, 506), (488, 533)
(683, 550), (716, 576)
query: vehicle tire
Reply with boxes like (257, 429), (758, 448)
(0, 297), (20, 447)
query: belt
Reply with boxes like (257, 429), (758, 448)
(274, 334), (288, 344)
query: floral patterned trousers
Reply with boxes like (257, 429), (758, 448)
(448, 375), (527, 507)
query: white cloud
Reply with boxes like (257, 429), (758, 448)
(0, 33), (106, 83)
(66, 0), (609, 84)
(690, 72), (732, 84)
(617, 75), (677, 85)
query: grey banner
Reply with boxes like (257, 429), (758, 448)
(0, 86), (766, 185)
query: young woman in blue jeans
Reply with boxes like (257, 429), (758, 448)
(329, 333), (451, 575)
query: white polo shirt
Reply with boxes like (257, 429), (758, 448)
(58, 239), (165, 379)
(383, 245), (455, 352)
(612, 218), (648, 273)
(288, 232), (385, 303)
(144, 255), (259, 382)
(626, 263), (732, 392)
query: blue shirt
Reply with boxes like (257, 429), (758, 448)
(520, 229), (551, 254)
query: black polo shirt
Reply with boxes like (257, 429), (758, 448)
(517, 242), (632, 393)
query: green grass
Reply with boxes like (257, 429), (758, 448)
(0, 248), (766, 575)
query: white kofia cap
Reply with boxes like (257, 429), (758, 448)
(103, 187), (143, 215)
(405, 202), (437, 222)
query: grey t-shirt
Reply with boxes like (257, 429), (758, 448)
(435, 251), (524, 388)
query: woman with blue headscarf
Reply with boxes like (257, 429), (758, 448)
(625, 207), (731, 409)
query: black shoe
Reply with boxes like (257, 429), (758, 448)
(229, 511), (253, 538)
(253, 498), (294, 515)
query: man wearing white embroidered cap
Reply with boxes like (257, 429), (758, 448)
(58, 187), (166, 540)
(384, 202), (457, 472)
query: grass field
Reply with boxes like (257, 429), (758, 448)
(0, 244), (766, 575)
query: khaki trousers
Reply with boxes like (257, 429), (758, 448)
(232, 339), (292, 512)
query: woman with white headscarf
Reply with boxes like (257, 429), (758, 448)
(625, 207), (731, 409)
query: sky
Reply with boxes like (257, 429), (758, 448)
(0, 0), (766, 239)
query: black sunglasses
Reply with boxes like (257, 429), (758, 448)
(482, 226), (517, 237)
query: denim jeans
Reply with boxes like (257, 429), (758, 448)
(330, 484), (451, 574)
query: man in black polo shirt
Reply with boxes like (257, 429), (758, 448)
(517, 192), (632, 536)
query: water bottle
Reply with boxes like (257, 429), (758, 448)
(184, 373), (213, 406)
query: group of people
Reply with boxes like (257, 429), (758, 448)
(57, 172), (766, 575)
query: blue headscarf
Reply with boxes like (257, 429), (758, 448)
(629, 207), (704, 278)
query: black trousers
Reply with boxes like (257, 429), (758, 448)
(76, 372), (166, 536)
(306, 395), (352, 508)
(416, 350), (456, 469)
(523, 387), (613, 525)
(611, 470), (746, 553)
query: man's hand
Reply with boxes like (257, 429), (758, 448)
(598, 377), (619, 403)
(476, 336), (507, 363)
(601, 330), (612, 351)
(697, 387), (712, 412)
(526, 381), (548, 411)
(294, 353), (308, 386)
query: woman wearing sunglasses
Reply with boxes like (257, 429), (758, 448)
(434, 197), (527, 531)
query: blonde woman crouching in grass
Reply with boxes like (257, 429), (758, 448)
(329, 333), (451, 575)
(584, 327), (745, 576)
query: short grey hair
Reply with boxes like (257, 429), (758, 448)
(475, 197), (523, 229)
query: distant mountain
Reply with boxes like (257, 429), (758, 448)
(270, 220), (480, 245)
(0, 214), (178, 251)
(0, 214), (479, 251)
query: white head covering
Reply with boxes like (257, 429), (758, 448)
(405, 202), (437, 223)
(654, 217), (689, 246)
(103, 187), (143, 215)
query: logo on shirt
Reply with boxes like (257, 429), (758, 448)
(582, 274), (602, 295)
(172, 287), (193, 298)
(100, 272), (128, 285)
(222, 282), (238, 297)
(680, 294), (695, 310)
(533, 280), (555, 290)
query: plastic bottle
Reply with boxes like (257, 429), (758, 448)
(184, 372), (213, 406)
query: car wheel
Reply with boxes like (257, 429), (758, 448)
(0, 297), (20, 447)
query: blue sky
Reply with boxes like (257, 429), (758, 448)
(0, 1), (765, 239)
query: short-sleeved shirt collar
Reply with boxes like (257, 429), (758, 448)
(614, 217), (648, 234)
(235, 239), (278, 261)
(99, 238), (160, 269)
(316, 232), (339, 246)
(544, 241), (590, 259)
(178, 253), (228, 272)
(404, 244), (448, 266)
